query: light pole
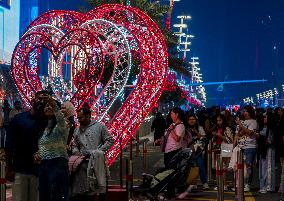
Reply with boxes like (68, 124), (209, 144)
(173, 15), (192, 58)
(180, 34), (194, 60)
(166, 0), (181, 30)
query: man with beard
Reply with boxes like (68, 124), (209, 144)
(5, 90), (49, 201)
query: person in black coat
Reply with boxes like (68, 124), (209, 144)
(152, 112), (166, 145)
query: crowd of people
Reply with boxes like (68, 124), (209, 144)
(151, 105), (284, 200)
(2, 91), (284, 201)
(1, 90), (113, 201)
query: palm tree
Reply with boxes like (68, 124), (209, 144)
(85, 0), (188, 75)
(85, 0), (190, 106)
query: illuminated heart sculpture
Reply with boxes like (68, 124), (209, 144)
(11, 4), (168, 165)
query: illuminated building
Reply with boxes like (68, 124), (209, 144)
(0, 0), (20, 64)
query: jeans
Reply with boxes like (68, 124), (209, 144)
(243, 148), (256, 185)
(266, 147), (275, 191)
(259, 158), (267, 189)
(12, 173), (38, 201)
(194, 154), (207, 184)
(39, 157), (69, 201)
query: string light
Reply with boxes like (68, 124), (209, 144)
(11, 4), (168, 165)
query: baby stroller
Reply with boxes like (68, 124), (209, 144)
(131, 138), (208, 201)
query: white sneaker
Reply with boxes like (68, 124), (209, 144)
(214, 186), (228, 191)
(159, 195), (169, 200)
(177, 191), (189, 199)
(244, 184), (250, 192)
(259, 188), (267, 194)
(187, 185), (195, 192)
(203, 183), (210, 190)
(266, 186), (274, 192)
(224, 186), (228, 191)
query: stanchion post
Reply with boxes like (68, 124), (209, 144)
(281, 173), (284, 200)
(216, 154), (224, 201)
(129, 139), (133, 198)
(0, 161), (5, 201)
(0, 149), (6, 201)
(143, 141), (147, 172)
(125, 157), (129, 200)
(207, 140), (212, 183)
(236, 149), (244, 201)
(136, 132), (140, 156)
(119, 137), (123, 188)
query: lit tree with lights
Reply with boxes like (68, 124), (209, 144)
(85, 0), (192, 108)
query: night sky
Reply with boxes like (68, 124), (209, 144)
(45, 0), (284, 107)
(171, 0), (284, 106)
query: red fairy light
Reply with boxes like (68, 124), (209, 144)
(11, 4), (168, 165)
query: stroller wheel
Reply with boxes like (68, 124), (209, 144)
(158, 195), (171, 201)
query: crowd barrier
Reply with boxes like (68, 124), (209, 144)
(235, 149), (244, 201)
(216, 154), (224, 201)
(213, 146), (244, 201)
(207, 141), (212, 183)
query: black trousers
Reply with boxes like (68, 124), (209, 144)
(70, 193), (106, 201)
(164, 148), (181, 169)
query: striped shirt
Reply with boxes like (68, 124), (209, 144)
(39, 110), (69, 160)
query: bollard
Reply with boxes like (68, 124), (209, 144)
(207, 140), (212, 183)
(236, 149), (244, 201)
(216, 154), (224, 201)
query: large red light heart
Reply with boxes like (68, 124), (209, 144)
(23, 18), (132, 113)
(12, 26), (104, 108)
(11, 4), (168, 165)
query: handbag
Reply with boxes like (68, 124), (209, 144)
(160, 135), (167, 152)
(186, 166), (199, 185)
(212, 143), (221, 153)
(68, 155), (85, 174)
(160, 123), (183, 152)
(221, 143), (233, 157)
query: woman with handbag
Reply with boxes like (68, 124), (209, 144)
(163, 107), (185, 169)
(186, 113), (209, 189)
(157, 107), (185, 200)
(211, 114), (233, 191)
(177, 113), (208, 199)
(234, 105), (257, 192)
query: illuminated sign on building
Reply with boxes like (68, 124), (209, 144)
(0, 0), (11, 9)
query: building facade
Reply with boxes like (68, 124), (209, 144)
(0, 0), (20, 64)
